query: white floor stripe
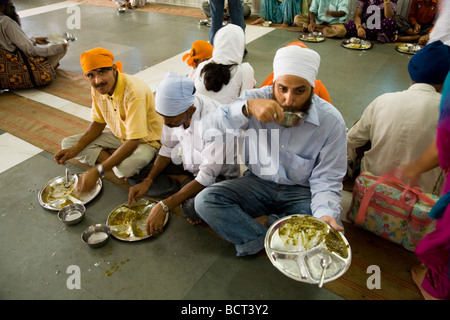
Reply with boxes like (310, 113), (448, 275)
(18, 1), (79, 18)
(0, 133), (43, 174)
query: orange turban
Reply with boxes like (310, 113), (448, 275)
(182, 40), (213, 68)
(80, 47), (123, 75)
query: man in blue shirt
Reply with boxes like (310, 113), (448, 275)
(294, 0), (348, 38)
(195, 45), (347, 256)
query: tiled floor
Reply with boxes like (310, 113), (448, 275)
(1, 0), (414, 300)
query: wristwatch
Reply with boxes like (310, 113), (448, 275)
(96, 164), (105, 178)
(159, 200), (169, 212)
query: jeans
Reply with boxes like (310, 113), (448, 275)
(195, 170), (313, 256)
(209, 0), (246, 45)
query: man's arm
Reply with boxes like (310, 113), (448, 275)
(54, 121), (106, 165)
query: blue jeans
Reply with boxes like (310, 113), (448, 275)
(194, 170), (312, 256)
(209, 0), (246, 45)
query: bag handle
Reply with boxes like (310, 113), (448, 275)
(355, 171), (432, 224)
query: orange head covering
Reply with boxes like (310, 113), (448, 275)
(182, 40), (213, 68)
(80, 47), (123, 75)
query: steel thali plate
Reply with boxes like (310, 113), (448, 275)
(298, 32), (325, 43)
(265, 215), (351, 284)
(341, 38), (372, 50)
(38, 174), (102, 211)
(106, 198), (169, 242)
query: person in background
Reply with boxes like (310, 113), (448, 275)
(194, 45), (347, 256)
(344, 0), (397, 43)
(251, 0), (302, 28)
(54, 48), (162, 193)
(347, 41), (450, 195)
(182, 40), (213, 80)
(294, 0), (348, 38)
(194, 24), (255, 104)
(201, 0), (251, 20)
(127, 72), (239, 234)
(396, 0), (438, 43)
(209, 0), (246, 45)
(0, 0), (67, 89)
(411, 71), (450, 300)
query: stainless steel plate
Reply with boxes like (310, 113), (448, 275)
(298, 32), (325, 43)
(106, 198), (169, 242)
(341, 38), (372, 50)
(38, 174), (102, 211)
(396, 43), (423, 55)
(265, 215), (351, 284)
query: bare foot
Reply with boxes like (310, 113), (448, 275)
(187, 218), (202, 225)
(280, 23), (290, 28)
(411, 265), (442, 300)
(251, 17), (265, 25)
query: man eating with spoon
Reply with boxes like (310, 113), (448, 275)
(194, 45), (347, 256)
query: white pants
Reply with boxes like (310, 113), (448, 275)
(62, 131), (158, 178)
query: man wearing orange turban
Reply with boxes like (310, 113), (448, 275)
(54, 47), (163, 193)
(182, 40), (213, 80)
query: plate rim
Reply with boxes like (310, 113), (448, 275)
(38, 174), (102, 211)
(106, 197), (168, 242)
(264, 214), (352, 284)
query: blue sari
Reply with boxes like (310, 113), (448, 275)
(259, 0), (302, 25)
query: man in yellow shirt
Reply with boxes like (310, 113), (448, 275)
(54, 47), (162, 193)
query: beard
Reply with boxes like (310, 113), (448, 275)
(4, 3), (21, 26)
(272, 86), (314, 115)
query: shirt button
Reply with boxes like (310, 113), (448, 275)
(281, 145), (285, 148)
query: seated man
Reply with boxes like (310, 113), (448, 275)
(0, 0), (67, 89)
(54, 48), (162, 193)
(347, 40), (450, 195)
(294, 0), (348, 37)
(127, 72), (239, 235)
(251, 0), (302, 28)
(396, 0), (438, 43)
(260, 41), (332, 103)
(195, 45), (347, 256)
(182, 40), (213, 80)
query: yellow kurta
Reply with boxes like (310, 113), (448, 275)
(90, 72), (162, 149)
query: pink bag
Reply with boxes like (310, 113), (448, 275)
(347, 172), (438, 251)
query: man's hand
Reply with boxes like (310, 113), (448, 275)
(54, 147), (79, 165)
(127, 179), (152, 207)
(35, 37), (49, 44)
(320, 216), (345, 232)
(75, 167), (100, 195)
(247, 99), (284, 124)
(145, 203), (168, 236)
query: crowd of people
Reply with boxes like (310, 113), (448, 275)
(1, 0), (449, 300)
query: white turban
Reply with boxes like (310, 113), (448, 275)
(273, 46), (321, 87)
(155, 72), (195, 116)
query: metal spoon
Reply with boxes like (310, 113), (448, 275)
(318, 255), (332, 288)
(64, 168), (71, 188)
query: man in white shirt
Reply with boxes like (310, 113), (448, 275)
(127, 72), (239, 235)
(347, 40), (450, 195)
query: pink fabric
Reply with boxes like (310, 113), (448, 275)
(415, 76), (450, 299)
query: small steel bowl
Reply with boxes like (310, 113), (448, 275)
(117, 7), (127, 13)
(281, 111), (306, 127)
(81, 224), (111, 248)
(58, 203), (85, 226)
